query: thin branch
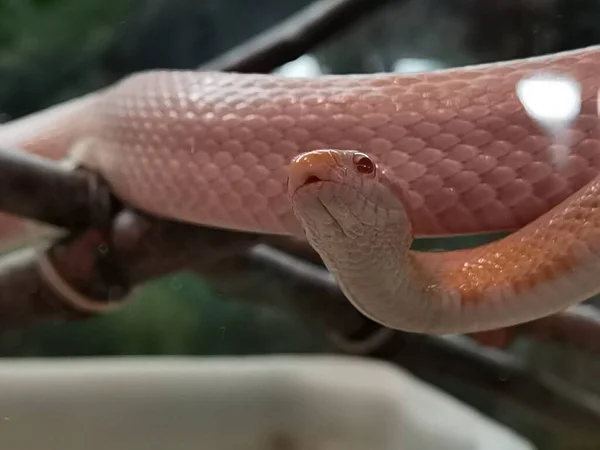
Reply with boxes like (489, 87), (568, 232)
(242, 244), (600, 354)
(514, 305), (600, 353)
(200, 0), (399, 72)
(201, 245), (600, 433)
(0, 209), (259, 330)
(263, 234), (600, 353)
(0, 148), (116, 231)
(396, 334), (600, 435)
(0, 0), (405, 237)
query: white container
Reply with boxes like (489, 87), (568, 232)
(0, 356), (534, 450)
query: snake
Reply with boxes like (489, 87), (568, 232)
(2, 44), (600, 333)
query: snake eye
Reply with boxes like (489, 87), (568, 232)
(353, 153), (375, 176)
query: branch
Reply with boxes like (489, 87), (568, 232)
(0, 208), (259, 330)
(0, 148), (116, 231)
(200, 0), (399, 72)
(470, 305), (600, 353)
(0, 0), (405, 237)
(201, 245), (600, 433)
(397, 334), (600, 434)
(0, 0), (411, 327)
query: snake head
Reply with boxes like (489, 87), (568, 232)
(287, 149), (412, 245)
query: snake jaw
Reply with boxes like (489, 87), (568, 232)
(318, 185), (367, 239)
(290, 182), (346, 243)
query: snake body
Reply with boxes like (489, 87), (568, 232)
(289, 149), (600, 333)
(2, 45), (600, 331)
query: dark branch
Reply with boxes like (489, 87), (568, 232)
(202, 245), (600, 433)
(0, 208), (259, 330)
(200, 0), (398, 72)
(515, 305), (600, 353)
(0, 0), (405, 238)
(0, 148), (117, 232)
(240, 244), (600, 355)
(395, 334), (600, 434)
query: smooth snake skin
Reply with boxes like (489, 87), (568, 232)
(2, 45), (600, 332)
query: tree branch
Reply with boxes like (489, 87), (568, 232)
(517, 305), (600, 352)
(0, 148), (117, 231)
(0, 0), (410, 329)
(0, 0), (410, 331)
(0, 208), (260, 330)
(200, 245), (600, 433)
(200, 0), (399, 72)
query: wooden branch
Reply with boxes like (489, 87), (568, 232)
(0, 208), (259, 330)
(0, 0), (399, 320)
(0, 247), (92, 329)
(0, 0), (411, 328)
(516, 305), (600, 352)
(0, 148), (116, 232)
(200, 0), (399, 72)
(470, 305), (600, 353)
(200, 245), (600, 433)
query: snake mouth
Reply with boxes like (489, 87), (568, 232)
(303, 175), (323, 186)
(288, 175), (326, 197)
(287, 150), (342, 195)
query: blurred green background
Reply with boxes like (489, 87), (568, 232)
(0, 0), (332, 358)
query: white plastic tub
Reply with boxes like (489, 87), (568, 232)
(0, 356), (534, 450)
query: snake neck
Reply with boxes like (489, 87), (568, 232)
(307, 223), (444, 332)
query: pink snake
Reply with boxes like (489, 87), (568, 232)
(2, 44), (600, 333)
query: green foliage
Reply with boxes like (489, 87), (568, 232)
(0, 273), (329, 357)
(0, 0), (137, 117)
(0, 0), (334, 359)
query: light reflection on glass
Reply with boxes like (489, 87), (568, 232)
(517, 73), (582, 169)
